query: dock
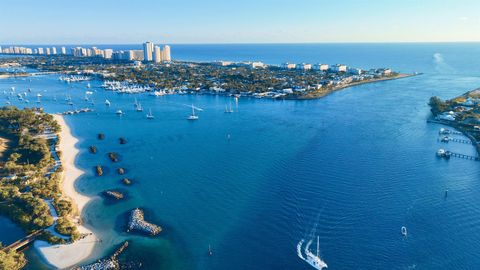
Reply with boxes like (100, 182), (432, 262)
(447, 151), (479, 161)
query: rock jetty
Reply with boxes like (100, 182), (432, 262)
(121, 178), (132, 185)
(73, 241), (129, 270)
(127, 208), (161, 235)
(103, 190), (124, 200)
(108, 152), (119, 162)
(89, 145), (97, 154)
(96, 165), (103, 176)
(117, 168), (125, 175)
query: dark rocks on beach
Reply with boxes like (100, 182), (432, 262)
(96, 165), (103, 176)
(117, 168), (125, 175)
(119, 137), (127, 144)
(127, 208), (162, 236)
(98, 133), (105, 140)
(103, 190), (125, 200)
(108, 152), (119, 162)
(121, 178), (132, 185)
(89, 146), (97, 154)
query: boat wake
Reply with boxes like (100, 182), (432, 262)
(297, 237), (328, 269)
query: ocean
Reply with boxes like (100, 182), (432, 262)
(1, 43), (480, 269)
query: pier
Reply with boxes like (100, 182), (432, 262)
(439, 136), (473, 144)
(446, 151), (479, 161)
(1, 230), (43, 251)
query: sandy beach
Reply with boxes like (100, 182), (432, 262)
(34, 115), (98, 269)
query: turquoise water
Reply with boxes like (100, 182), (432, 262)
(0, 43), (480, 269)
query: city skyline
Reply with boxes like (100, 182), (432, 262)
(1, 0), (480, 44)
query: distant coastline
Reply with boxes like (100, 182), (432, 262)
(291, 73), (416, 100)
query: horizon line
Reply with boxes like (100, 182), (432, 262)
(2, 41), (480, 46)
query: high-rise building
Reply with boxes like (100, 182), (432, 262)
(46, 48), (51, 55)
(61, 47), (66, 54)
(104, 49), (113, 59)
(143, 41), (154, 61)
(51, 47), (57, 55)
(163, 45), (171, 61)
(38, 47), (44, 54)
(154, 46), (162, 63)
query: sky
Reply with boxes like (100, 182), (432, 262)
(1, 0), (480, 44)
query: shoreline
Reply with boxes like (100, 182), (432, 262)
(427, 118), (480, 155)
(292, 73), (417, 100)
(34, 115), (98, 269)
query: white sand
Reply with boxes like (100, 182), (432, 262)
(35, 115), (98, 269)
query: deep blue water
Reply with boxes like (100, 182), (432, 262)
(1, 43), (480, 269)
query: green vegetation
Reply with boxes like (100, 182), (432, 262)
(55, 217), (80, 241)
(0, 244), (27, 270)
(428, 96), (449, 115)
(429, 90), (480, 154)
(0, 107), (78, 265)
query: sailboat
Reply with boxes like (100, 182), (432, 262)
(134, 98), (138, 108)
(187, 105), (199, 120)
(105, 99), (111, 106)
(116, 110), (123, 115)
(224, 102), (233, 113)
(297, 237), (328, 270)
(146, 109), (154, 119)
(136, 102), (143, 112)
(86, 83), (91, 88)
(208, 245), (213, 256)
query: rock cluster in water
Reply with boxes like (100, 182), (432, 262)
(127, 208), (161, 235)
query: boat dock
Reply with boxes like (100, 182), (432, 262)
(447, 151), (479, 161)
(439, 136), (473, 144)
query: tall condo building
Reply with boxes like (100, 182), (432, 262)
(38, 48), (44, 54)
(45, 48), (51, 55)
(143, 41), (154, 61)
(51, 47), (57, 55)
(163, 45), (171, 61)
(154, 46), (162, 63)
(104, 49), (113, 59)
(61, 47), (66, 54)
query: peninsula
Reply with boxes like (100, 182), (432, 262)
(0, 53), (412, 100)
